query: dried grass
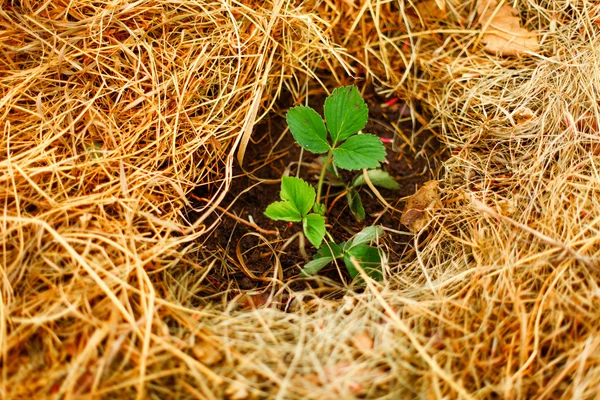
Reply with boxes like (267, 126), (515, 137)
(2, 0), (600, 399)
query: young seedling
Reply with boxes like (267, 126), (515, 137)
(265, 85), (393, 280)
(264, 176), (326, 248)
(286, 85), (387, 210)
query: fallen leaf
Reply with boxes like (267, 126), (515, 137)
(225, 381), (251, 400)
(237, 292), (271, 309)
(514, 106), (536, 125)
(192, 341), (223, 366)
(401, 180), (440, 232)
(416, 0), (447, 19)
(477, 0), (539, 56)
(351, 331), (374, 353)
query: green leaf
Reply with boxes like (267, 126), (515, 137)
(341, 241), (351, 252)
(264, 201), (302, 222)
(301, 242), (343, 276)
(324, 86), (369, 144)
(352, 169), (400, 190)
(343, 245), (382, 280)
(332, 134), (386, 170)
(280, 176), (315, 216)
(303, 213), (326, 248)
(316, 242), (343, 259)
(313, 202), (326, 216)
(346, 188), (365, 221)
(349, 226), (383, 248)
(287, 106), (330, 154)
(301, 256), (333, 276)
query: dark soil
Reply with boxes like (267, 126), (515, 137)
(187, 86), (444, 295)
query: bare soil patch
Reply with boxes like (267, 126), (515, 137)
(186, 86), (444, 295)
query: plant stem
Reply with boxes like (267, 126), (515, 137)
(316, 151), (333, 204)
(326, 231), (335, 243)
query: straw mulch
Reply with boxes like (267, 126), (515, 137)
(2, 0), (600, 399)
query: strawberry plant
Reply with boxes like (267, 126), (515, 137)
(265, 86), (396, 280)
(286, 85), (387, 208)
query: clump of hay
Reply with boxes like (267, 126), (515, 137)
(0, 0), (346, 397)
(3, 0), (600, 399)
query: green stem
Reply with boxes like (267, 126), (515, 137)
(316, 151), (333, 204)
(326, 231), (335, 243)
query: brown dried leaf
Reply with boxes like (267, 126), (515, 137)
(351, 331), (374, 353)
(514, 106), (536, 125)
(477, 0), (539, 56)
(237, 292), (271, 309)
(416, 0), (447, 19)
(225, 381), (251, 400)
(192, 341), (223, 366)
(401, 180), (440, 233)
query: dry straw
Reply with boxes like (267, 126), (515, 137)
(2, 0), (600, 399)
